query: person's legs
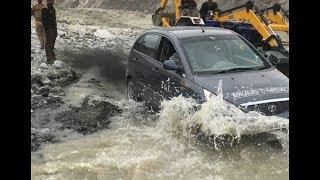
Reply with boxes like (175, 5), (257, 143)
(35, 21), (45, 48)
(52, 29), (57, 60)
(44, 29), (55, 63)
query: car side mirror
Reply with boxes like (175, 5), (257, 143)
(163, 60), (184, 72)
(265, 51), (289, 66)
(163, 60), (177, 71)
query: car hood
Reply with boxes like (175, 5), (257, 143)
(194, 68), (289, 107)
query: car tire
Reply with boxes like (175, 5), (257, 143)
(127, 79), (138, 101)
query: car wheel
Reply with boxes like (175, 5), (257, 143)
(127, 79), (138, 101)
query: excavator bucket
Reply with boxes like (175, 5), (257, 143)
(152, 8), (163, 26)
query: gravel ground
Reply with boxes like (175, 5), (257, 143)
(31, 7), (153, 151)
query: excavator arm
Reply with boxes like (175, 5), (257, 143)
(261, 3), (289, 32)
(153, 0), (204, 27)
(214, 1), (288, 49)
(160, 0), (182, 21)
(153, 0), (182, 27)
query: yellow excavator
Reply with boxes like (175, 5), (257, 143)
(261, 3), (289, 27)
(152, 0), (289, 77)
(152, 0), (205, 27)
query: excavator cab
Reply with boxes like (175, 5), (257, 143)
(152, 0), (204, 27)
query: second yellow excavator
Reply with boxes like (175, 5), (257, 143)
(152, 0), (289, 77)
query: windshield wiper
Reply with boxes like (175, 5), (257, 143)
(211, 66), (268, 74)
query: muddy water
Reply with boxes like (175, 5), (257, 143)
(31, 94), (288, 180)
(32, 50), (288, 180)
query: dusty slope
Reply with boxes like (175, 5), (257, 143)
(49, 0), (289, 11)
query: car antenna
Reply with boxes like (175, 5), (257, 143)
(200, 26), (205, 32)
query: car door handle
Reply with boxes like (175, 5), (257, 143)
(132, 58), (138, 62)
(152, 68), (159, 72)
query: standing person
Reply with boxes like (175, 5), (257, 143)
(31, 0), (45, 49)
(42, 0), (57, 64)
(200, 0), (219, 20)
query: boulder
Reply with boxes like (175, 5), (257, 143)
(39, 63), (49, 69)
(38, 86), (51, 97)
(40, 76), (52, 86)
(53, 60), (66, 69)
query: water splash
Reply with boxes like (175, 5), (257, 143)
(32, 96), (289, 179)
(158, 93), (289, 150)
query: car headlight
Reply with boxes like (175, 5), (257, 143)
(203, 89), (217, 100)
(203, 89), (246, 113)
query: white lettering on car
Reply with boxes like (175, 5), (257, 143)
(231, 87), (289, 100)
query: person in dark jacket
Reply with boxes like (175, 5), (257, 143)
(41, 0), (57, 64)
(181, 0), (197, 9)
(200, 0), (219, 20)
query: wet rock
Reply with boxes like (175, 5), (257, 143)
(58, 92), (66, 96)
(31, 95), (44, 109)
(58, 77), (68, 85)
(38, 86), (51, 97)
(55, 99), (122, 135)
(31, 128), (61, 151)
(60, 33), (65, 38)
(53, 60), (66, 69)
(31, 73), (42, 85)
(33, 86), (40, 94)
(47, 71), (60, 80)
(39, 63), (49, 69)
(42, 99), (48, 104)
(51, 86), (62, 93)
(32, 94), (43, 101)
(47, 94), (64, 107)
(40, 76), (52, 86)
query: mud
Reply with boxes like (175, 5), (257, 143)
(55, 96), (122, 135)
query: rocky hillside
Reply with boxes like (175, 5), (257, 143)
(49, 0), (289, 12)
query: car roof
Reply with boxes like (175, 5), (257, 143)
(144, 26), (236, 38)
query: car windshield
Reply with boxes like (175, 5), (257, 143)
(181, 35), (270, 74)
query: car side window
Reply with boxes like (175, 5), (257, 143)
(133, 36), (144, 51)
(157, 37), (181, 66)
(133, 34), (161, 59)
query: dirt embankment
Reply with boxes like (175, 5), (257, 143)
(31, 7), (152, 151)
(52, 0), (289, 12)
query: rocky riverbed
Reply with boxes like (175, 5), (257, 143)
(31, 7), (153, 151)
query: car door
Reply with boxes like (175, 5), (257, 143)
(130, 33), (162, 104)
(153, 36), (196, 102)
